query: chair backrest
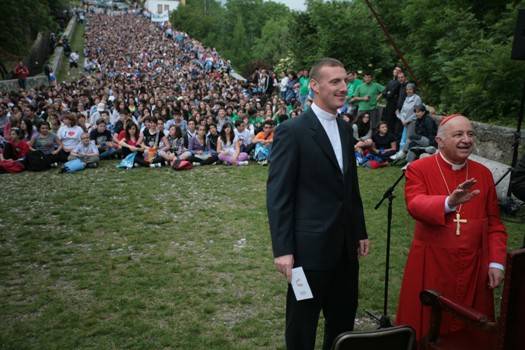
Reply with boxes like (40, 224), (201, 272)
(332, 325), (416, 350)
(498, 248), (525, 350)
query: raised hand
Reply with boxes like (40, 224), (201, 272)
(448, 178), (480, 207)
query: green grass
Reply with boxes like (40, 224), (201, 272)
(57, 22), (85, 83)
(0, 164), (522, 349)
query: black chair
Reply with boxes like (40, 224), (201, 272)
(332, 325), (416, 350)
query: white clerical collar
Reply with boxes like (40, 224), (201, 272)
(438, 152), (466, 171)
(311, 103), (337, 121)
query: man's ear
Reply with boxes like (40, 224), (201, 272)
(310, 79), (319, 95)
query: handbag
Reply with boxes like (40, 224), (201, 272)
(117, 152), (137, 169)
(0, 159), (25, 173)
(172, 159), (192, 171)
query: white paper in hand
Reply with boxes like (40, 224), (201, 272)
(291, 267), (313, 301)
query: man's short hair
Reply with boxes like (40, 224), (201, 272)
(263, 120), (274, 128)
(309, 58), (345, 81)
(96, 119), (106, 125)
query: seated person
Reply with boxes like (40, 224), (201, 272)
(68, 132), (100, 168)
(371, 122), (397, 162)
(207, 124), (220, 156)
(2, 128), (30, 161)
(57, 113), (84, 162)
(252, 120), (274, 165)
(234, 120), (253, 154)
(136, 117), (167, 167)
(0, 128), (29, 172)
(28, 121), (63, 168)
(165, 111), (187, 135)
(159, 125), (192, 166)
(89, 119), (117, 159)
(405, 104), (437, 164)
(113, 111), (137, 135)
(189, 125), (217, 165)
(183, 119), (197, 148)
(352, 112), (373, 157)
(217, 122), (248, 166)
(116, 122), (143, 158)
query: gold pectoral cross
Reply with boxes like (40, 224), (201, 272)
(453, 212), (467, 236)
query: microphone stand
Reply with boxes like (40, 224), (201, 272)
(367, 170), (405, 328)
(496, 80), (524, 215)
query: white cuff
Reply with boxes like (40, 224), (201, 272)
(444, 196), (456, 213)
(489, 262), (504, 271)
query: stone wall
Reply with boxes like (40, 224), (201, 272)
(471, 120), (523, 165)
(0, 17), (77, 93)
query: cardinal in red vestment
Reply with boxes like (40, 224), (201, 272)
(396, 114), (507, 340)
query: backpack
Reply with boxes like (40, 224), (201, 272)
(25, 151), (50, 171)
(172, 159), (192, 171)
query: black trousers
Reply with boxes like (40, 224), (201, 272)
(285, 252), (359, 350)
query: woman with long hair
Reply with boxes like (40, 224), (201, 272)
(159, 125), (191, 165)
(117, 122), (143, 157)
(217, 123), (248, 166)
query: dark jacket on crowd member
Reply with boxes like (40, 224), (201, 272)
(412, 112), (437, 146)
(511, 154), (525, 202)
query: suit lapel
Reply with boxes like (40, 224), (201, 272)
(337, 118), (350, 175)
(306, 110), (342, 173)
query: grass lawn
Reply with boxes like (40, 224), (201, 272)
(56, 22), (85, 83)
(0, 164), (523, 349)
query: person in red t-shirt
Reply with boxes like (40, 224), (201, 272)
(2, 128), (29, 160)
(14, 61), (30, 90)
(0, 128), (29, 172)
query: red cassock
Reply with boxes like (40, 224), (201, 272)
(395, 154), (507, 340)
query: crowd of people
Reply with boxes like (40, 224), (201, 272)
(0, 9), (435, 174)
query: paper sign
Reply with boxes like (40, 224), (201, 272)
(291, 267), (314, 301)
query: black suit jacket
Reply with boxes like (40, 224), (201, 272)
(267, 109), (368, 270)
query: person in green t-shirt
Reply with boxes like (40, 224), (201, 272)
(351, 72), (384, 129)
(346, 71), (363, 119)
(346, 71), (363, 98)
(298, 70), (310, 108)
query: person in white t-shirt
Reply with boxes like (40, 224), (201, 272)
(57, 113), (84, 160)
(234, 120), (253, 154)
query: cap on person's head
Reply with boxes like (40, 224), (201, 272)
(439, 114), (464, 126)
(97, 103), (105, 112)
(406, 83), (416, 90)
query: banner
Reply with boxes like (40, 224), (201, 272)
(150, 13), (169, 22)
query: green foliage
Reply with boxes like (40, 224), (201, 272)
(0, 0), (69, 57)
(252, 16), (292, 66)
(170, 0), (291, 75)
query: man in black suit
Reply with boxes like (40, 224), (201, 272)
(267, 58), (370, 350)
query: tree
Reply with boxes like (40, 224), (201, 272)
(252, 16), (291, 66)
